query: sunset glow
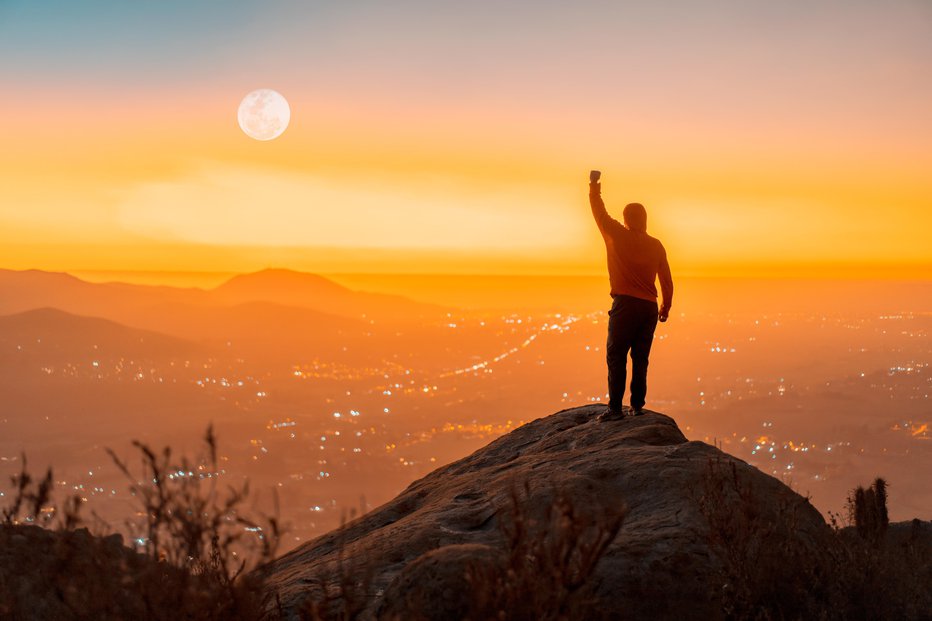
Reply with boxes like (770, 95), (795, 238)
(2, 1), (930, 278)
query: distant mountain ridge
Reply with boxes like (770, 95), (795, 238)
(0, 307), (198, 363)
(210, 268), (438, 320)
(0, 269), (203, 315)
(215, 269), (350, 299)
(0, 269), (442, 343)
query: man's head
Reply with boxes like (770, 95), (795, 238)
(623, 202), (647, 232)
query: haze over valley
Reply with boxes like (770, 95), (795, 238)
(1, 269), (928, 550)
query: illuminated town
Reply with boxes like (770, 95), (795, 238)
(1, 299), (927, 550)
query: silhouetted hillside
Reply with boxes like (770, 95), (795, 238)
(213, 269), (351, 301)
(211, 268), (444, 321)
(0, 269), (204, 317)
(0, 308), (197, 363)
(0, 269), (441, 331)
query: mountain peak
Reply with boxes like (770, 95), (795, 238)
(216, 269), (348, 291)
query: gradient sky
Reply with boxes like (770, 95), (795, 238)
(1, 0), (931, 277)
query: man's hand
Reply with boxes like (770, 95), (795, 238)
(659, 306), (670, 323)
(590, 170), (601, 183)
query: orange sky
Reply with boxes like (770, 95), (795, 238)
(1, 2), (930, 279)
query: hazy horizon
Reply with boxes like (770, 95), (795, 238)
(6, 264), (931, 321)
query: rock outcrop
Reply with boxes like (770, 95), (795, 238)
(0, 526), (148, 619)
(263, 405), (835, 620)
(0, 523), (271, 621)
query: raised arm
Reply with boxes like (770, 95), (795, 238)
(589, 170), (623, 236)
(658, 246), (674, 322)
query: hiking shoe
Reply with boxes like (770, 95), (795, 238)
(598, 408), (627, 422)
(631, 407), (646, 416)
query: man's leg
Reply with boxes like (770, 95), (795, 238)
(629, 302), (659, 411)
(606, 297), (634, 412)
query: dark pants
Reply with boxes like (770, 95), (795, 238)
(606, 294), (659, 411)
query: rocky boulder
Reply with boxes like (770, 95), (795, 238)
(263, 405), (834, 620)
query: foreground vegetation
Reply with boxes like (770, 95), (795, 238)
(1, 427), (278, 620)
(1, 432), (929, 620)
(699, 460), (931, 621)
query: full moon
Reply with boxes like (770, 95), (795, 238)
(237, 89), (290, 141)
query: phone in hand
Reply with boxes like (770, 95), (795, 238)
(590, 170), (601, 183)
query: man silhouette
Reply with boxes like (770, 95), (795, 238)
(589, 170), (673, 419)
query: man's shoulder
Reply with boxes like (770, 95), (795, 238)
(646, 233), (665, 248)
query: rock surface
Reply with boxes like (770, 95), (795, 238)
(263, 405), (834, 619)
(0, 525), (149, 619)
